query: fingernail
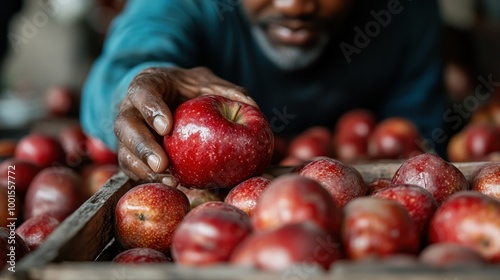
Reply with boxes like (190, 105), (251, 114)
(153, 116), (168, 134)
(162, 176), (179, 187)
(147, 154), (160, 172)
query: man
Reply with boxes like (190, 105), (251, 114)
(81, 0), (448, 183)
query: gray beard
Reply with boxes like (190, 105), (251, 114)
(252, 26), (330, 71)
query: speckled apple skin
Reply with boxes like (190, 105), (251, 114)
(298, 157), (368, 207)
(470, 163), (500, 199)
(251, 174), (341, 235)
(16, 214), (60, 251)
(372, 184), (438, 235)
(164, 95), (274, 189)
(112, 248), (170, 263)
(230, 222), (342, 271)
(224, 176), (271, 216)
(428, 191), (500, 263)
(115, 183), (190, 253)
(342, 197), (420, 260)
(171, 201), (252, 265)
(391, 153), (469, 205)
(367, 178), (392, 194)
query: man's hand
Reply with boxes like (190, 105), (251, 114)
(114, 67), (257, 184)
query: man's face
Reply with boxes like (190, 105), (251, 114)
(243, 0), (353, 70)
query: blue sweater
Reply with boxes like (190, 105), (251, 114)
(81, 0), (448, 154)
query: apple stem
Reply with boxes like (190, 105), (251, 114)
(230, 104), (242, 122)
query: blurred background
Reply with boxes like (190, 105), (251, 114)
(0, 0), (500, 144)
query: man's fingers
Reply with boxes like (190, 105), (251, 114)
(117, 143), (155, 183)
(127, 71), (175, 136)
(203, 85), (258, 108)
(114, 106), (169, 173)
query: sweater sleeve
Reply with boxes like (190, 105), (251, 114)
(377, 0), (449, 155)
(80, 0), (204, 150)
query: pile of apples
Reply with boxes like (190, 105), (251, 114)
(275, 110), (424, 166)
(109, 96), (500, 270)
(111, 153), (500, 269)
(448, 97), (500, 162)
(0, 123), (119, 270)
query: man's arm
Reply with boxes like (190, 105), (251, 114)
(80, 0), (202, 150)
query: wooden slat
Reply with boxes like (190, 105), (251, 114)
(21, 261), (500, 280)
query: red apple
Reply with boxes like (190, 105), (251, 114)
(163, 95), (274, 189)
(16, 214), (60, 251)
(59, 125), (89, 168)
(462, 124), (500, 161)
(14, 133), (66, 168)
(342, 197), (420, 260)
(230, 222), (342, 271)
(333, 109), (376, 161)
(87, 136), (118, 165)
(367, 178), (392, 194)
(287, 126), (332, 161)
(368, 117), (422, 159)
(115, 183), (189, 253)
(470, 162), (500, 199)
(177, 185), (224, 210)
(0, 187), (21, 228)
(1, 227), (30, 271)
(447, 131), (468, 162)
(83, 164), (120, 198)
(252, 174), (341, 234)
(24, 166), (84, 222)
(428, 191), (500, 263)
(44, 86), (76, 117)
(391, 153), (469, 204)
(372, 184), (438, 235)
(0, 158), (41, 197)
(112, 248), (170, 263)
(224, 176), (271, 216)
(419, 243), (485, 267)
(171, 201), (252, 265)
(298, 157), (367, 207)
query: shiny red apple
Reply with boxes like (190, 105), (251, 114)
(59, 124), (89, 168)
(287, 126), (332, 161)
(391, 153), (469, 205)
(224, 176), (271, 216)
(230, 222), (342, 271)
(252, 174), (341, 234)
(16, 214), (60, 251)
(171, 201), (252, 266)
(368, 117), (422, 159)
(342, 197), (420, 260)
(164, 95), (274, 189)
(333, 109), (376, 161)
(298, 157), (367, 207)
(428, 191), (500, 263)
(83, 164), (120, 198)
(372, 184), (438, 235)
(470, 162), (500, 199)
(24, 166), (84, 222)
(115, 183), (190, 253)
(462, 124), (500, 161)
(14, 133), (66, 168)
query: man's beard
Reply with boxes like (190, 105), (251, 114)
(251, 26), (330, 71)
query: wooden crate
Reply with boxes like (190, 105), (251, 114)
(2, 162), (500, 280)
